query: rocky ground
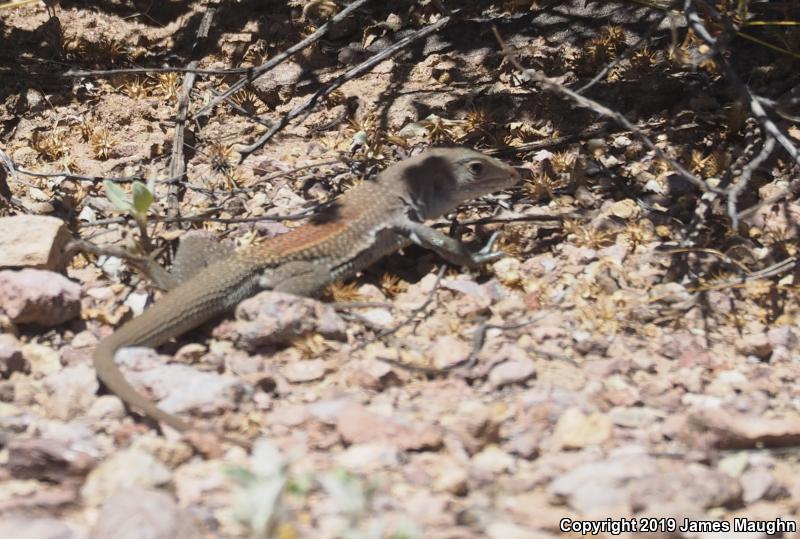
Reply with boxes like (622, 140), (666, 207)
(2, 1), (800, 538)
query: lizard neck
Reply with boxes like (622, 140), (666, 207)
(377, 154), (463, 220)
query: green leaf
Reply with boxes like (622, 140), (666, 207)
(286, 473), (313, 495)
(319, 469), (367, 515)
(103, 180), (133, 213)
(131, 180), (154, 219)
(223, 464), (257, 486)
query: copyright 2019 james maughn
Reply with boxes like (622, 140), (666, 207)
(560, 516), (797, 535)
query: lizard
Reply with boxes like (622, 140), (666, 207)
(93, 147), (520, 437)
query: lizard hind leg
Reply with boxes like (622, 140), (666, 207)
(172, 234), (236, 280)
(258, 261), (333, 297)
(148, 234), (236, 291)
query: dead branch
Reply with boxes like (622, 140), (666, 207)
(64, 66), (248, 78)
(166, 1), (218, 230)
(353, 265), (447, 353)
(689, 0), (800, 165)
(194, 0), (374, 118)
(727, 137), (775, 229)
(489, 123), (612, 156)
(236, 13), (453, 161)
(492, 26), (719, 197)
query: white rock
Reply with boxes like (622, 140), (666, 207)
(81, 449), (172, 507)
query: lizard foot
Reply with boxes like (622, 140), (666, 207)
(470, 230), (506, 265)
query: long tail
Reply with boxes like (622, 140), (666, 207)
(92, 270), (258, 434)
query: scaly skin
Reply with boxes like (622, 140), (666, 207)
(93, 148), (520, 437)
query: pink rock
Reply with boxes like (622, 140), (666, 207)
(348, 359), (399, 390)
(767, 326), (797, 349)
(113, 347), (249, 415)
(660, 330), (705, 360)
(0, 333), (25, 377)
(0, 215), (71, 271)
(451, 401), (501, 455)
(92, 487), (199, 539)
(42, 364), (98, 420)
(505, 431), (542, 459)
(429, 335), (471, 370)
(740, 468), (787, 503)
(7, 437), (96, 482)
(0, 269), (81, 326)
(336, 404), (443, 451)
(442, 278), (495, 306)
(488, 345), (536, 387)
(0, 517), (85, 539)
(735, 333), (772, 360)
(217, 291), (346, 350)
(549, 452), (658, 514)
(269, 404), (308, 427)
(308, 398), (351, 424)
(742, 200), (800, 240)
(521, 255), (557, 277)
(550, 408), (613, 449)
(688, 407), (800, 449)
(628, 466), (742, 511)
(282, 358), (327, 383)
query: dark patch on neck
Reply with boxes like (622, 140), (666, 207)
(401, 155), (458, 217)
(310, 199), (343, 225)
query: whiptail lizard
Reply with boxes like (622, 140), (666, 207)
(93, 147), (520, 437)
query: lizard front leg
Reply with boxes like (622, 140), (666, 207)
(392, 219), (504, 268)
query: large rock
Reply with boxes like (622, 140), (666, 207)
(114, 347), (250, 416)
(0, 333), (25, 377)
(81, 449), (172, 507)
(91, 487), (199, 539)
(213, 291), (347, 350)
(336, 403), (444, 451)
(0, 517), (86, 539)
(0, 215), (71, 271)
(7, 437), (96, 482)
(0, 269), (81, 326)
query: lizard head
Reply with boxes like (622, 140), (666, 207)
(390, 147), (521, 220)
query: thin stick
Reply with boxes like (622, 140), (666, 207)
(65, 66), (250, 78)
(352, 265), (447, 353)
(690, 0), (800, 165)
(727, 138), (775, 229)
(194, 0), (374, 118)
(166, 1), (217, 229)
(236, 14), (453, 160)
(491, 27), (718, 196)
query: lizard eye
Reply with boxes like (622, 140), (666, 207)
(468, 161), (484, 176)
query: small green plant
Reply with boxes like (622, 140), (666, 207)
(222, 441), (421, 538)
(103, 178), (155, 251)
(318, 468), (372, 521)
(225, 439), (290, 538)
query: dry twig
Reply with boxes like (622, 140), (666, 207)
(236, 13), (453, 160)
(688, 0), (800, 165)
(492, 26), (718, 197)
(195, 0), (374, 118)
(167, 1), (218, 229)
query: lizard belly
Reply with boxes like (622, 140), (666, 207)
(329, 228), (409, 283)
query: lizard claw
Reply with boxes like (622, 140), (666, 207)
(479, 231), (502, 253)
(471, 231), (505, 265)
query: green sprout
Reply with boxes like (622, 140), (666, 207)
(103, 178), (155, 251)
